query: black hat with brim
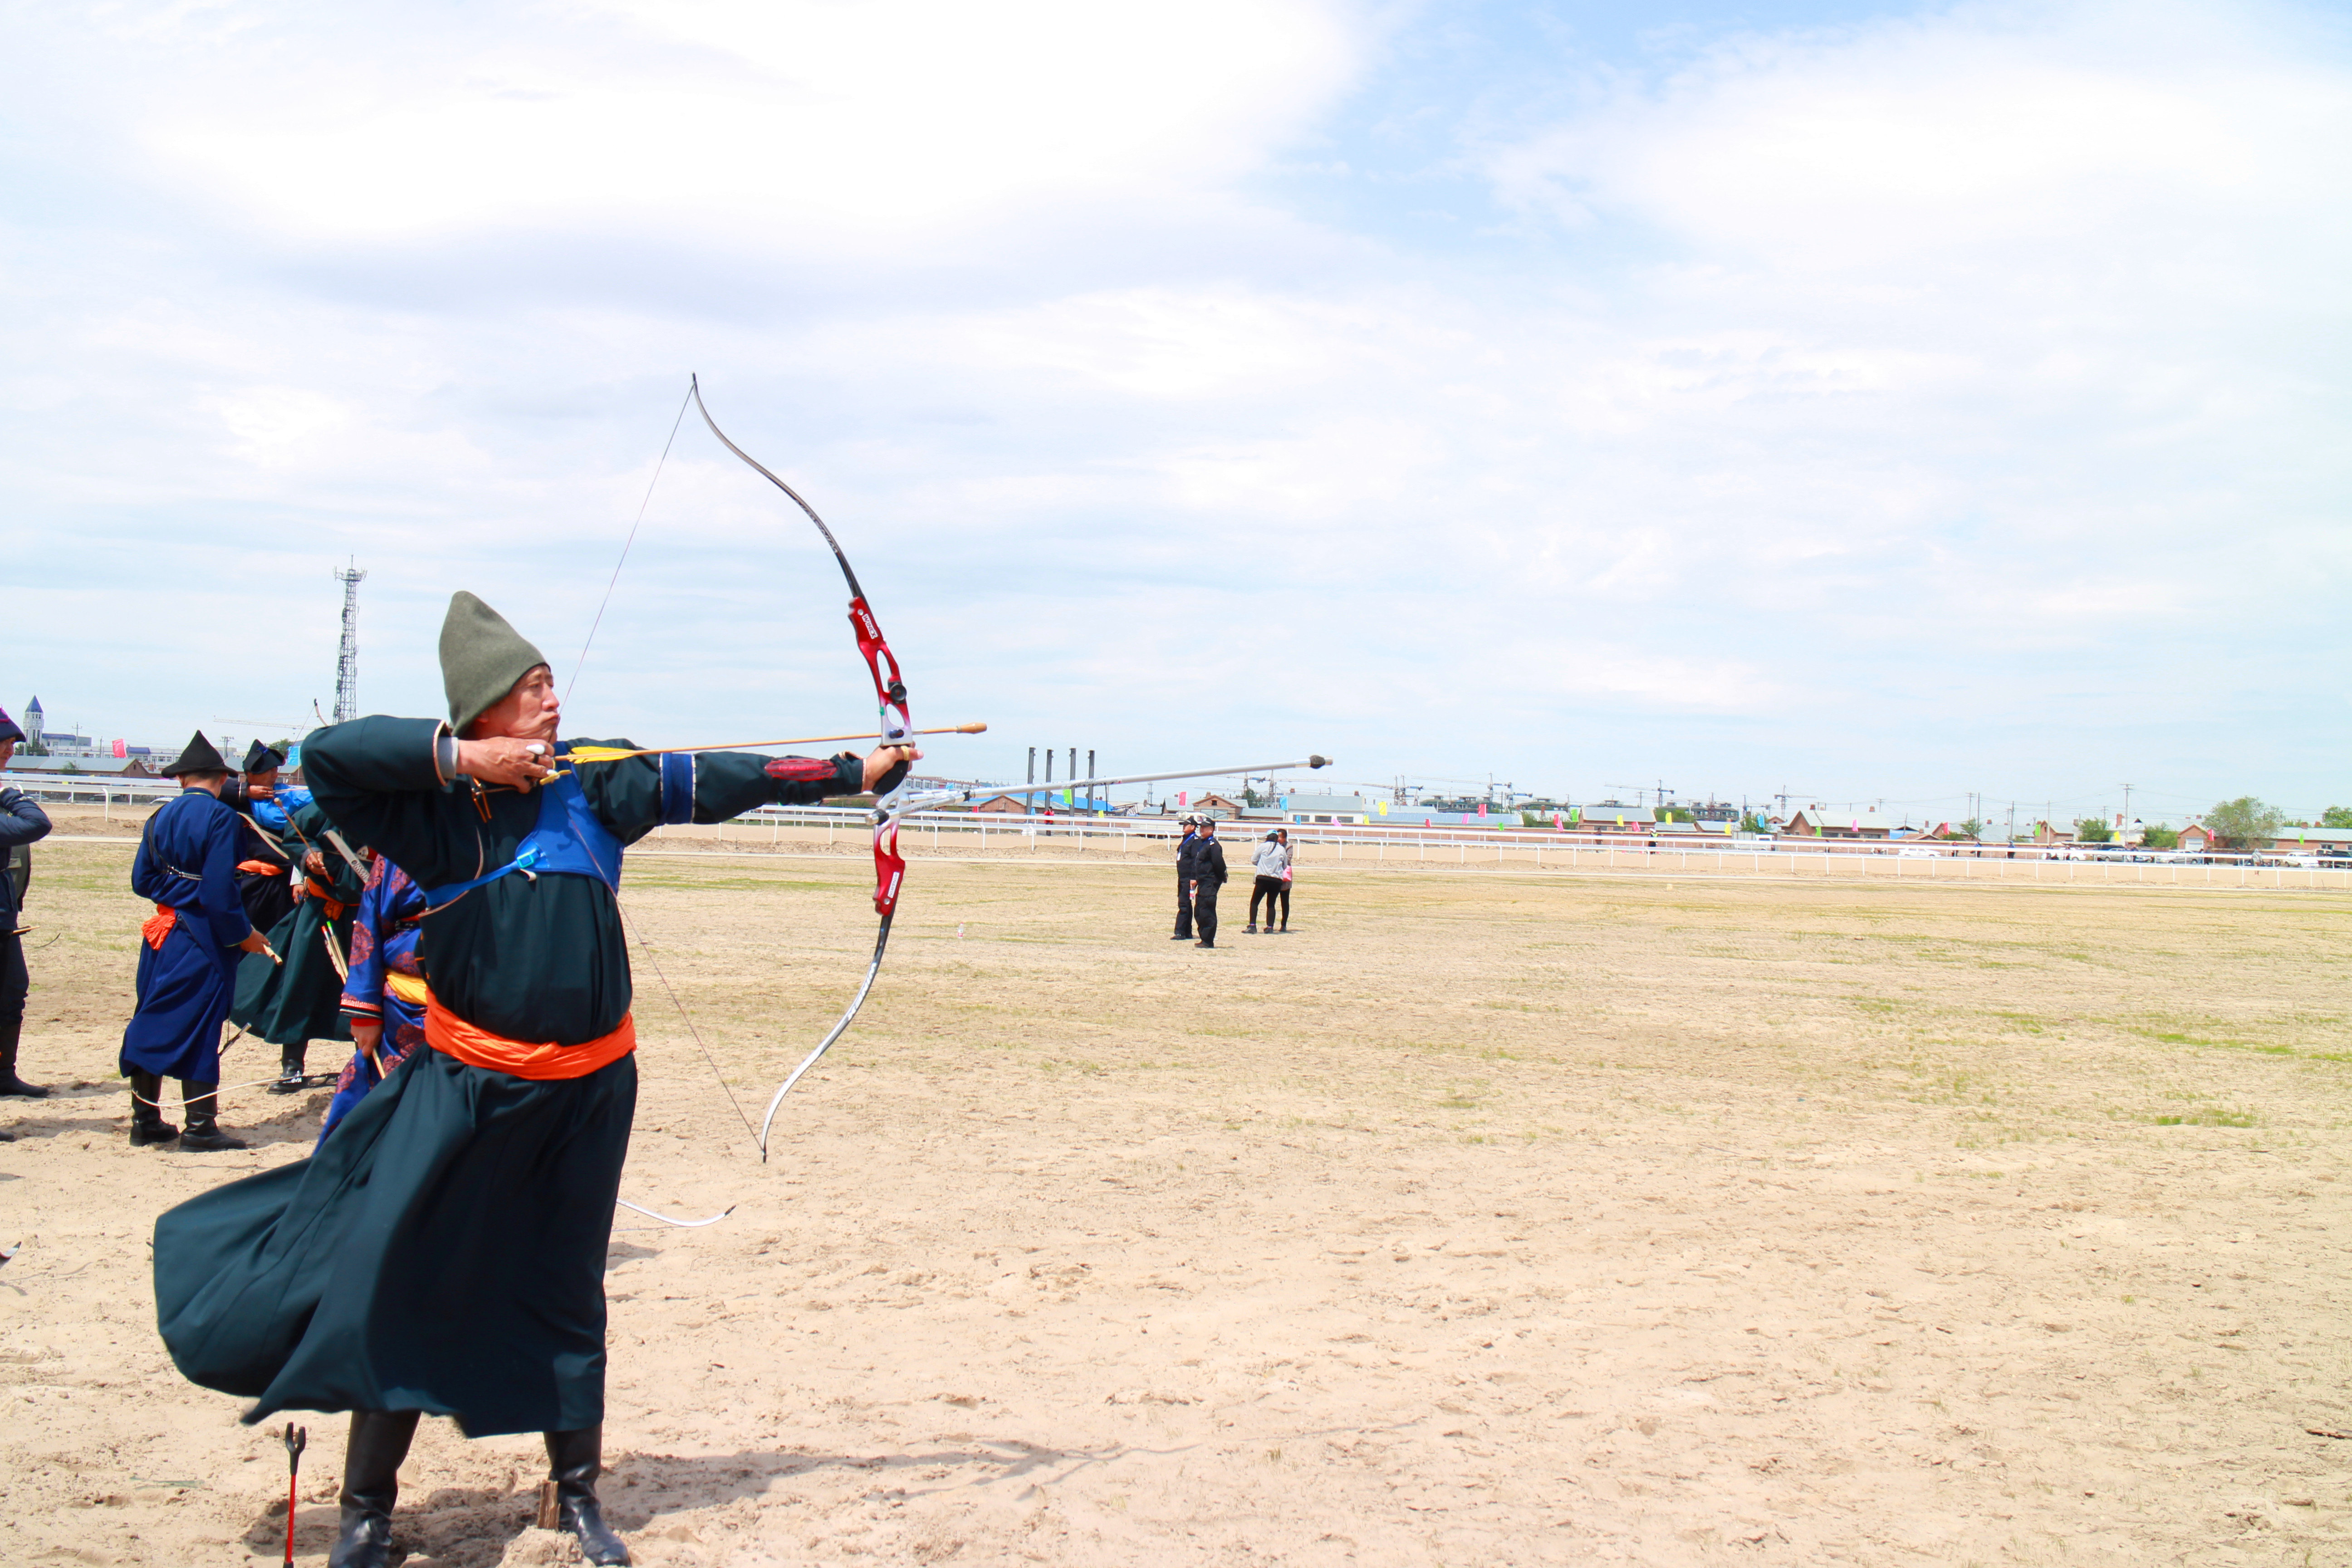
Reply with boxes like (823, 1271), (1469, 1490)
(160, 731), (230, 777)
(242, 739), (286, 774)
(0, 707), (21, 746)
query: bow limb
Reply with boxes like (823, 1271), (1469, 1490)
(616, 1199), (739, 1228)
(755, 903), (893, 1159)
(688, 377), (912, 757)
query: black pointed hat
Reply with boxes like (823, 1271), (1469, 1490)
(159, 730), (230, 777)
(0, 706), (21, 746)
(242, 739), (286, 774)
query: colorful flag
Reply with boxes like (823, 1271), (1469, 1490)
(1176, 790), (1187, 808)
(112, 738), (126, 758)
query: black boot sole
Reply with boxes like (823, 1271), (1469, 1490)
(130, 1127), (180, 1147)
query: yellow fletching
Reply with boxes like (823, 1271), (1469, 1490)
(564, 745), (641, 764)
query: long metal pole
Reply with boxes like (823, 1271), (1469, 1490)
(996, 755), (1331, 800)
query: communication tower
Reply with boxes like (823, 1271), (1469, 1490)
(332, 561), (368, 723)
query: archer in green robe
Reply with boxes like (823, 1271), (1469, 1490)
(154, 714), (865, 1431)
(147, 591), (910, 1568)
(228, 799), (362, 1085)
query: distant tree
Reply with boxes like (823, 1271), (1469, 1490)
(2204, 796), (2282, 850)
(2141, 824), (2180, 849)
(1740, 812), (1770, 834)
(2322, 805), (2352, 829)
(2074, 817), (2115, 843)
(59, 760), (80, 774)
(1655, 807), (1694, 823)
(1957, 817), (1986, 841)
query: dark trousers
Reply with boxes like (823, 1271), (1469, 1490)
(0, 929), (24, 1028)
(1249, 875), (1283, 926)
(1174, 871), (1193, 938)
(1192, 882), (1220, 946)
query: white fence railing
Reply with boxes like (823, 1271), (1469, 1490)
(3, 775), (179, 810)
(648, 807), (2352, 891)
(33, 785), (2338, 890)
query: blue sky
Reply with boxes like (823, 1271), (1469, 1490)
(2, 0), (2344, 824)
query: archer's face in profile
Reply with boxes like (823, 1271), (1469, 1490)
(470, 665), (562, 747)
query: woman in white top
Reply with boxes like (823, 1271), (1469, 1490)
(1248, 829), (1291, 933)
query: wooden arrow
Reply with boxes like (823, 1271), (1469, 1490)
(565, 722), (986, 766)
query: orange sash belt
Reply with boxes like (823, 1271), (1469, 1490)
(236, 859), (281, 878)
(297, 877), (352, 922)
(142, 903), (177, 950)
(424, 997), (636, 1081)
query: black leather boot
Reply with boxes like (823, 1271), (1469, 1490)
(0, 1016), (47, 1098)
(328, 1410), (419, 1568)
(545, 1426), (630, 1565)
(177, 1082), (248, 1152)
(269, 1042), (308, 1093)
(128, 1071), (177, 1146)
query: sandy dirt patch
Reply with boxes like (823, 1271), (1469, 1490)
(2, 843), (2349, 1564)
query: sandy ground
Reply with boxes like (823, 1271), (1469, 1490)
(3, 836), (2351, 1566)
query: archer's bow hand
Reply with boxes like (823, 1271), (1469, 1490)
(858, 745), (921, 796)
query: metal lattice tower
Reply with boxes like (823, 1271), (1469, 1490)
(331, 561), (368, 723)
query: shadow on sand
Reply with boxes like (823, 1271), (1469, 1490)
(236, 1435), (1135, 1566)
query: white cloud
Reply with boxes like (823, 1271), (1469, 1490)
(120, 0), (1358, 248)
(1490, 1), (2352, 272)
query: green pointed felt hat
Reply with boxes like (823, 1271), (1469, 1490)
(440, 591), (549, 735)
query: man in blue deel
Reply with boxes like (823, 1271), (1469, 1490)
(122, 731), (273, 1151)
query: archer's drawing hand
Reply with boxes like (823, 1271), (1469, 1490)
(238, 931), (271, 954)
(303, 851), (327, 878)
(859, 745), (922, 794)
(457, 738), (559, 791)
(351, 1019), (382, 1055)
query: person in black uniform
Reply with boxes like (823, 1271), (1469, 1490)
(1172, 815), (1200, 940)
(1190, 816), (1227, 948)
(0, 706), (53, 1109)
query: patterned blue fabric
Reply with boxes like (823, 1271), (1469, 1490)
(321, 858), (428, 1145)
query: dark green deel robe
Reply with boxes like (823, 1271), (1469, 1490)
(229, 802), (364, 1048)
(153, 717), (862, 1436)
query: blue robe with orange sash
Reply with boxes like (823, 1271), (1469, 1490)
(123, 787), (255, 1082)
(151, 717), (864, 1436)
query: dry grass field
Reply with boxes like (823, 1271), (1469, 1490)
(3, 835), (2350, 1566)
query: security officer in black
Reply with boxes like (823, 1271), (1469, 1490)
(0, 706), (53, 1109)
(1190, 815), (1228, 948)
(1172, 815), (1201, 940)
